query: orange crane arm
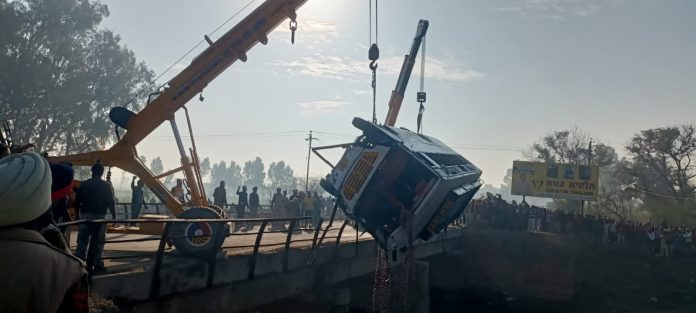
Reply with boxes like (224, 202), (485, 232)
(383, 19), (429, 127)
(123, 0), (308, 146)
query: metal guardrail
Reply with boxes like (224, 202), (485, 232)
(110, 203), (276, 218)
(58, 216), (356, 299)
(111, 202), (344, 220)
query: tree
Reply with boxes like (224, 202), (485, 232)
(267, 161), (295, 189)
(243, 157), (266, 189)
(226, 161), (243, 188)
(208, 160), (243, 189)
(149, 156), (173, 186)
(590, 154), (639, 220)
(626, 126), (696, 199)
(0, 0), (153, 154)
(209, 161), (228, 187)
(524, 127), (591, 164)
(199, 157), (211, 181)
(150, 157), (164, 175)
(623, 126), (696, 223)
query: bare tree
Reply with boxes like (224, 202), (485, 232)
(623, 125), (696, 223)
(524, 127), (591, 164)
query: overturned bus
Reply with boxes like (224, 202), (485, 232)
(319, 117), (482, 251)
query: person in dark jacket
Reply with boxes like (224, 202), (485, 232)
(74, 161), (116, 273)
(49, 162), (74, 234)
(130, 176), (147, 225)
(270, 188), (287, 231)
(235, 186), (248, 231)
(213, 181), (227, 209)
(249, 186), (260, 218)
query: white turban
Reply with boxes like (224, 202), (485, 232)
(0, 152), (52, 227)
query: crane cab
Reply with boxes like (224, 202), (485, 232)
(320, 117), (482, 251)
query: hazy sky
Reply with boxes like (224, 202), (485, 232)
(99, 0), (696, 188)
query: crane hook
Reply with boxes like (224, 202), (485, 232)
(368, 43), (379, 70)
(289, 18), (298, 44)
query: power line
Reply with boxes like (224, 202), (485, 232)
(121, 0), (259, 108)
(149, 130), (306, 138)
(450, 145), (525, 152)
(208, 0), (258, 36)
(627, 185), (695, 200)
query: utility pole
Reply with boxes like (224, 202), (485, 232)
(581, 140), (593, 215)
(305, 130), (318, 192)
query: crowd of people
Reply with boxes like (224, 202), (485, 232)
(466, 193), (696, 258)
(129, 178), (336, 232)
(211, 181), (332, 232)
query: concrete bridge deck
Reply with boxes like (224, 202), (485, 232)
(69, 223), (370, 275)
(74, 220), (466, 313)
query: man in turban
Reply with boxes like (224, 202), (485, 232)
(74, 160), (116, 273)
(0, 152), (88, 312)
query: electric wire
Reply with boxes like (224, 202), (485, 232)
(626, 186), (695, 200)
(121, 0), (259, 108)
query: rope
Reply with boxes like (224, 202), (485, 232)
(368, 0), (379, 124)
(420, 37), (426, 92)
(375, 0), (378, 44)
(416, 36), (426, 134)
(372, 247), (391, 313)
(121, 0), (258, 109)
(372, 70), (377, 123)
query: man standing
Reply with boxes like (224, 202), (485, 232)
(74, 161), (116, 273)
(130, 176), (146, 225)
(213, 181), (227, 209)
(249, 186), (260, 218)
(235, 186), (248, 231)
(270, 188), (286, 230)
(171, 179), (185, 203)
(284, 192), (305, 233)
(289, 188), (298, 201)
(50, 162), (74, 233)
(0, 153), (89, 312)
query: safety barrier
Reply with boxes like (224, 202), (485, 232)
(111, 202), (344, 220)
(111, 203), (275, 218)
(58, 216), (355, 299)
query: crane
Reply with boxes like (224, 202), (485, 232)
(383, 19), (429, 127)
(48, 0), (310, 254)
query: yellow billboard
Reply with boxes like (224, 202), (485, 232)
(511, 161), (599, 201)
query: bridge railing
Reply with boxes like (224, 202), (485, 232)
(111, 202), (345, 220)
(58, 216), (354, 299)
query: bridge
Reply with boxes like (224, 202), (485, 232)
(65, 205), (696, 313)
(66, 207), (465, 313)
